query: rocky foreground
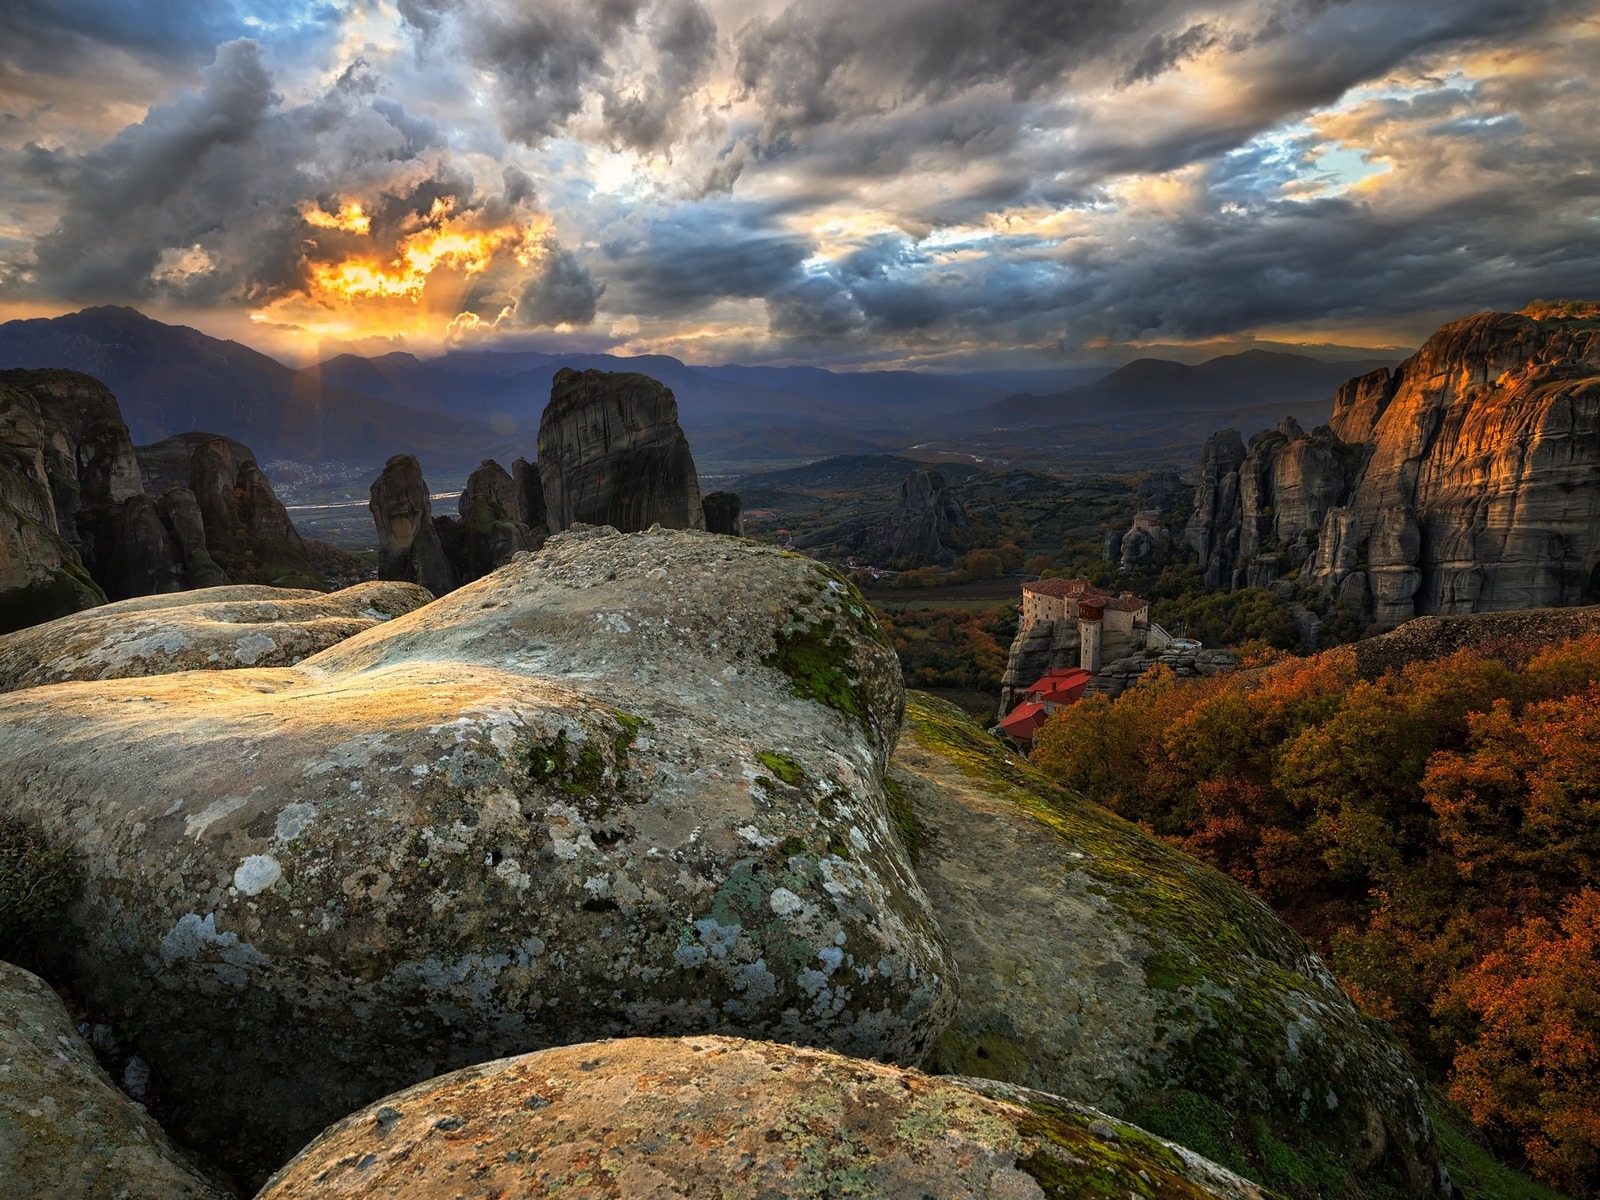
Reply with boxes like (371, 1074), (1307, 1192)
(1, 528), (1449, 1197)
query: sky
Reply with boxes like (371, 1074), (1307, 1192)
(0, 0), (1596, 370)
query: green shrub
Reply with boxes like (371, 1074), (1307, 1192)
(0, 818), (79, 955)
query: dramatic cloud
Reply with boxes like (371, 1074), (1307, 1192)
(1, 0), (1596, 365)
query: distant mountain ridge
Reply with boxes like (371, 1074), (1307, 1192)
(977, 349), (1400, 428)
(0, 306), (513, 469)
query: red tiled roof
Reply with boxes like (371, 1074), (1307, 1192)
(1022, 578), (1149, 612)
(1022, 578), (1095, 597)
(998, 701), (1049, 738)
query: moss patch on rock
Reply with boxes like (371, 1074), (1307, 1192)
(899, 690), (1443, 1200)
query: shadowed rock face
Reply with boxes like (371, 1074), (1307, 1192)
(259, 1037), (1273, 1200)
(0, 961), (230, 1200)
(186, 439), (319, 591)
(895, 693), (1444, 1198)
(702, 489), (744, 536)
(369, 452), (457, 596)
(1187, 309), (1600, 627)
(538, 368), (704, 533)
(446, 459), (538, 582)
(0, 527), (944, 1185)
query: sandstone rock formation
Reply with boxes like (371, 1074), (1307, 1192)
(1, 369), (130, 629)
(259, 1036), (1272, 1200)
(0, 581), (432, 692)
(438, 458), (541, 582)
(539, 368), (704, 533)
(0, 960), (229, 1200)
(701, 489), (744, 535)
(1187, 307), (1600, 627)
(896, 693), (1444, 1197)
(800, 467), (969, 566)
(185, 438), (319, 590)
(0, 371), (326, 631)
(0, 527), (949, 1183)
(369, 452), (458, 596)
(373, 456), (546, 594)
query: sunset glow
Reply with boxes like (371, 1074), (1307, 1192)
(0, 2), (1593, 365)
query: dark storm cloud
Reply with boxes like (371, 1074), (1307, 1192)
(598, 204), (812, 314)
(399, 0), (718, 152)
(728, 0), (1592, 211)
(517, 243), (605, 326)
(4, 39), (584, 316)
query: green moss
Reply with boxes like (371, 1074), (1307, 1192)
(1010, 1099), (1280, 1200)
(526, 730), (611, 799)
(881, 773), (925, 865)
(1254, 1126), (1348, 1196)
(0, 536), (104, 634)
(933, 1026), (1031, 1082)
(764, 619), (866, 719)
(1428, 1092), (1572, 1200)
(1132, 1090), (1247, 1176)
(0, 817), (80, 956)
(755, 751), (805, 786)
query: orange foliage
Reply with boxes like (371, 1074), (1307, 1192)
(1030, 632), (1600, 1193)
(1452, 889), (1600, 1194)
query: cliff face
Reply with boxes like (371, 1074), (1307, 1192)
(539, 368), (703, 533)
(1186, 308), (1600, 629)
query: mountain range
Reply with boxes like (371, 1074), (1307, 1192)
(0, 306), (1402, 473)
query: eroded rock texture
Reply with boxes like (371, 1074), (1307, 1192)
(0, 580), (432, 692)
(259, 1036), (1272, 1200)
(0, 960), (229, 1200)
(898, 693), (1445, 1198)
(1187, 308), (1600, 627)
(538, 368), (704, 533)
(0, 527), (950, 1184)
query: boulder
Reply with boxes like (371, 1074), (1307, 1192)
(369, 452), (458, 596)
(0, 581), (433, 693)
(897, 693), (1444, 1197)
(0, 960), (229, 1200)
(538, 368), (704, 533)
(0, 527), (950, 1184)
(259, 1036), (1274, 1200)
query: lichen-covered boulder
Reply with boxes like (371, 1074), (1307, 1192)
(0, 580), (433, 692)
(0, 527), (949, 1184)
(259, 1036), (1275, 1200)
(0, 960), (229, 1200)
(895, 693), (1445, 1198)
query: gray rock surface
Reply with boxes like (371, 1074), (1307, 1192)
(259, 1036), (1274, 1200)
(0, 960), (229, 1200)
(897, 693), (1444, 1197)
(0, 580), (432, 692)
(0, 527), (951, 1184)
(538, 368), (704, 533)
